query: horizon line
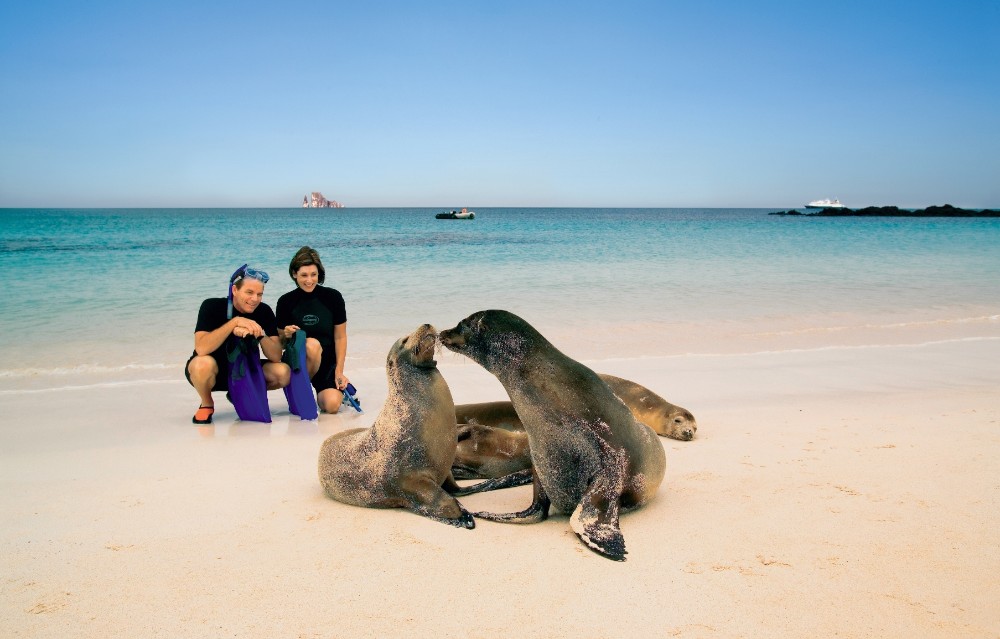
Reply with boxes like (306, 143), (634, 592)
(2, 202), (995, 211)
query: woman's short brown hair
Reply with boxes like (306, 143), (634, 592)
(289, 246), (325, 284)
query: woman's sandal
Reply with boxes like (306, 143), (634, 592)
(192, 406), (215, 424)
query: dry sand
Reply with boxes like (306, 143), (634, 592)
(2, 337), (998, 638)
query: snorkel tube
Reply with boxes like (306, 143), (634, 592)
(227, 263), (248, 320)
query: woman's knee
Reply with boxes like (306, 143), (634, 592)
(318, 388), (343, 413)
(305, 338), (323, 361)
(264, 362), (291, 389)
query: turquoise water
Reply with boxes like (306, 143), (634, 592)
(2, 208), (999, 388)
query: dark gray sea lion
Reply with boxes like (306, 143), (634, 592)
(317, 324), (475, 528)
(455, 374), (697, 440)
(440, 310), (666, 561)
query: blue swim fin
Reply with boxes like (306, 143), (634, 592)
(282, 330), (318, 420)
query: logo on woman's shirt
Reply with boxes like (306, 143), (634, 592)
(302, 314), (320, 326)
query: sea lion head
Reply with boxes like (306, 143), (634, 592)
(388, 323), (439, 370)
(439, 310), (538, 369)
(636, 395), (697, 441)
(664, 407), (698, 441)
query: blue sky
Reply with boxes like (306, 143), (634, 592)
(1, 0), (997, 208)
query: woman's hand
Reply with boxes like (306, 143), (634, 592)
(335, 373), (350, 391)
(282, 325), (300, 340)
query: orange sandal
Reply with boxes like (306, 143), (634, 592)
(192, 406), (215, 424)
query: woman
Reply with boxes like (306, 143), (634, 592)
(276, 247), (349, 413)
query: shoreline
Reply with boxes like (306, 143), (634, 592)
(3, 306), (998, 394)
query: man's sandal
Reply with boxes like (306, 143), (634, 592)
(192, 406), (215, 424)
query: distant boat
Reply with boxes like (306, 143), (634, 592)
(435, 208), (475, 220)
(805, 198), (846, 209)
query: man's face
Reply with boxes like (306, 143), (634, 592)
(232, 279), (265, 314)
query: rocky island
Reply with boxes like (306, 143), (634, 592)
(302, 192), (345, 208)
(770, 204), (999, 217)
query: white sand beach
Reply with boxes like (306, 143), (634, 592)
(2, 336), (998, 638)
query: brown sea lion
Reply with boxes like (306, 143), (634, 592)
(455, 374), (697, 440)
(598, 374), (697, 440)
(452, 423), (532, 480)
(317, 324), (474, 528)
(440, 310), (666, 561)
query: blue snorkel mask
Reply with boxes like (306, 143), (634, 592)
(227, 263), (270, 319)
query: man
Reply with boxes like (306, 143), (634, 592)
(185, 265), (290, 424)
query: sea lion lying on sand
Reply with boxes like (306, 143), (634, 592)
(453, 374), (695, 480)
(318, 324), (476, 528)
(440, 310), (666, 561)
(453, 423), (533, 480)
(456, 374), (697, 440)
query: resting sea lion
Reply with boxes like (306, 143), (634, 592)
(452, 423), (532, 480)
(598, 374), (697, 440)
(455, 374), (697, 440)
(317, 324), (474, 528)
(440, 310), (666, 561)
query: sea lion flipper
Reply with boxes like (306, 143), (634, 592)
(472, 475), (551, 523)
(441, 473), (464, 493)
(449, 468), (533, 496)
(400, 475), (476, 529)
(570, 486), (627, 561)
(450, 466), (481, 480)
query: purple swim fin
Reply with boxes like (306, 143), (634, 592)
(226, 335), (271, 423)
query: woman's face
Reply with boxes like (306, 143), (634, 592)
(294, 265), (319, 293)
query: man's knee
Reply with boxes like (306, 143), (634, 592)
(188, 356), (218, 383)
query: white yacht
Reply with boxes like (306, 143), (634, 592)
(805, 198), (846, 209)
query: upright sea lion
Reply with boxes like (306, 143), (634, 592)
(318, 324), (474, 528)
(440, 310), (666, 561)
(455, 374), (697, 440)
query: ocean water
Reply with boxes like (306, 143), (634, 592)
(2, 207), (999, 391)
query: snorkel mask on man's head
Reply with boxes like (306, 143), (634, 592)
(227, 263), (270, 319)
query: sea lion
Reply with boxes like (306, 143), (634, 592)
(455, 401), (522, 431)
(317, 324), (474, 528)
(598, 374), (697, 440)
(455, 374), (697, 440)
(440, 310), (666, 561)
(452, 423), (532, 480)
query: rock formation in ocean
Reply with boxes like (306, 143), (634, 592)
(302, 192), (345, 208)
(769, 204), (999, 217)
